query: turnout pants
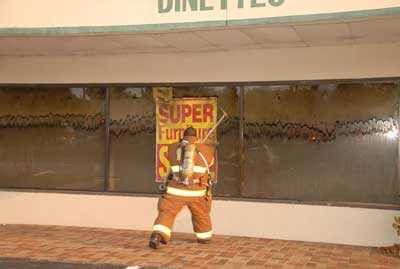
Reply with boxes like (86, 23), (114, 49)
(152, 187), (213, 242)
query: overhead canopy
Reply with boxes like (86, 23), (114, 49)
(1, 15), (400, 56)
(1, 1), (400, 84)
(1, 0), (400, 56)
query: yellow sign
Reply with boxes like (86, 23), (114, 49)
(155, 97), (217, 181)
(152, 87), (173, 102)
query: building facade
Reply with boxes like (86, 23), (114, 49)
(1, 1), (400, 246)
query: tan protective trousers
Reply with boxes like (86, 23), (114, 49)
(152, 192), (212, 242)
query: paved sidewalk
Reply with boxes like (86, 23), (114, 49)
(0, 225), (399, 269)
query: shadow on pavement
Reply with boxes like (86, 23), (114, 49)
(0, 258), (175, 269)
(0, 258), (132, 269)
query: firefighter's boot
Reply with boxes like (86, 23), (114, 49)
(197, 238), (211, 244)
(149, 232), (162, 249)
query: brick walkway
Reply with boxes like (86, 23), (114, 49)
(0, 225), (399, 269)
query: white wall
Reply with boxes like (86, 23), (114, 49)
(0, 191), (398, 247)
(1, 43), (399, 84)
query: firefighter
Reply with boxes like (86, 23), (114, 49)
(149, 127), (215, 249)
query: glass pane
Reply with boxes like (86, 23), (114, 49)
(109, 87), (158, 193)
(0, 88), (106, 191)
(110, 86), (240, 196)
(244, 83), (400, 204)
(174, 86), (241, 197)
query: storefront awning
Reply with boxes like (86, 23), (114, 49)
(1, 14), (400, 57)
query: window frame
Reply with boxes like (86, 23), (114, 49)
(0, 77), (399, 210)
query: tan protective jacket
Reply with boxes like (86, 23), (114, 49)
(166, 141), (215, 191)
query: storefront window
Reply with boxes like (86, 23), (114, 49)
(109, 86), (240, 196)
(243, 83), (400, 204)
(0, 88), (106, 191)
(1, 82), (398, 206)
(173, 86), (241, 197)
(109, 87), (157, 193)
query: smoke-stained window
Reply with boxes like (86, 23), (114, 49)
(243, 83), (400, 204)
(173, 86), (241, 197)
(109, 86), (240, 197)
(1, 82), (399, 206)
(0, 88), (106, 191)
(109, 87), (157, 193)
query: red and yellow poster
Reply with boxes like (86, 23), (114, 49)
(155, 97), (217, 182)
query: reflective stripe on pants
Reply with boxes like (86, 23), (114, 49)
(195, 230), (213, 240)
(152, 224), (171, 237)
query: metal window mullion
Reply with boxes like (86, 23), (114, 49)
(239, 86), (245, 196)
(104, 88), (111, 192)
(396, 81), (400, 196)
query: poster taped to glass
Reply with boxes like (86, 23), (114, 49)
(155, 97), (218, 182)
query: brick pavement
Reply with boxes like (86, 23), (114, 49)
(0, 225), (399, 269)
